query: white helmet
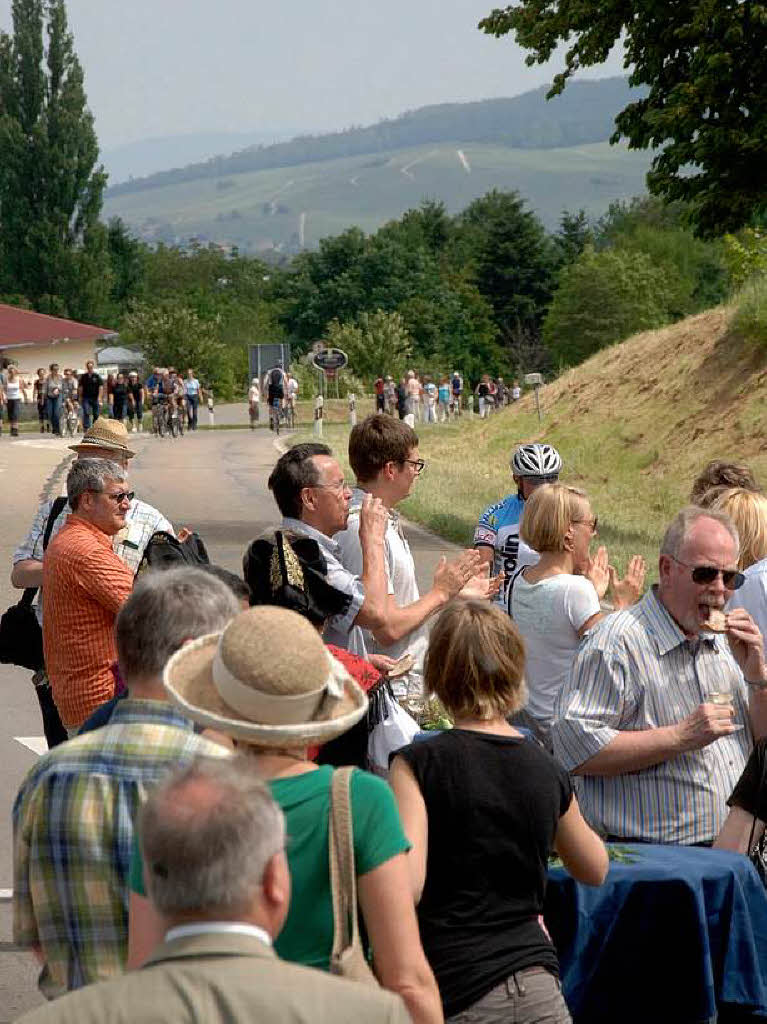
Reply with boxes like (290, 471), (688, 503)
(511, 443), (563, 478)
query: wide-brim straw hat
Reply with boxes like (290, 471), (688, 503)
(163, 605), (367, 746)
(69, 418), (135, 458)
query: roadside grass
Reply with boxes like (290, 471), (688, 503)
(293, 306), (767, 585)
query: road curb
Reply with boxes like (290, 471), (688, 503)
(271, 437), (460, 552)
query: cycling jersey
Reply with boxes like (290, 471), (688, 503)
(474, 493), (539, 606)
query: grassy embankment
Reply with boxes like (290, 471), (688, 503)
(294, 307), (767, 583)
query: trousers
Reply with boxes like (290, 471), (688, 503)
(447, 969), (571, 1024)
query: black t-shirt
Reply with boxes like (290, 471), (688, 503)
(112, 382), (127, 404)
(729, 737), (767, 821)
(478, 382), (490, 398)
(79, 371), (102, 399)
(397, 729), (573, 1017)
(127, 380), (143, 402)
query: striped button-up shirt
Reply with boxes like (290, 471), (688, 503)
(552, 587), (751, 845)
(42, 516), (135, 729)
(12, 699), (229, 999)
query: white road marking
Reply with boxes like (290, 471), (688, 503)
(14, 736), (47, 756)
(457, 149), (471, 173)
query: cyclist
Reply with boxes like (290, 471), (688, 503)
(266, 360), (286, 432)
(474, 442), (563, 607)
(151, 371), (174, 435)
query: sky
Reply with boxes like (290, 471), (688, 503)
(0, 0), (626, 149)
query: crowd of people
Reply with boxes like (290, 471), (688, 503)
(371, 371), (522, 426)
(0, 361), (206, 438)
(7, 411), (767, 1023)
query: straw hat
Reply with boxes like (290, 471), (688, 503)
(163, 606), (367, 746)
(69, 418), (135, 458)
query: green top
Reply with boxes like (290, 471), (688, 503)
(130, 765), (410, 970)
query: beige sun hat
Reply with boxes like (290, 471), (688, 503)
(69, 418), (136, 458)
(163, 606), (368, 746)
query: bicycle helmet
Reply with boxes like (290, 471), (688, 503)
(511, 443), (563, 478)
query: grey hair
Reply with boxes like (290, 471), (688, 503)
(66, 458), (126, 510)
(115, 567), (239, 682)
(139, 756), (285, 917)
(660, 505), (740, 560)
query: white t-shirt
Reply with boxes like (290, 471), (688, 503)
(334, 490), (427, 697)
(5, 380), (21, 400)
(510, 572), (601, 722)
(728, 557), (767, 657)
(287, 377), (299, 398)
(248, 385), (260, 403)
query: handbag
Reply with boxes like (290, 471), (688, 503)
(328, 767), (379, 987)
(0, 496), (68, 671)
(747, 751), (767, 886)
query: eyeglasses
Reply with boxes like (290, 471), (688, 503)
(671, 557), (745, 590)
(312, 480), (347, 494)
(572, 515), (598, 535)
(402, 459), (426, 475)
(91, 489), (134, 504)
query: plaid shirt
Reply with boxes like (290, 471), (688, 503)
(13, 699), (229, 998)
(42, 517), (135, 729)
(13, 496), (174, 624)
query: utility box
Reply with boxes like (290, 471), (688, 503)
(524, 372), (543, 387)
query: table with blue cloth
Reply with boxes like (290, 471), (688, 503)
(544, 844), (767, 1023)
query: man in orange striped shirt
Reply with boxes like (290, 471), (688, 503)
(43, 459), (135, 732)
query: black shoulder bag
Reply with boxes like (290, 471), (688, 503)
(0, 496), (68, 671)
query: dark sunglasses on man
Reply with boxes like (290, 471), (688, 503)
(672, 557), (745, 590)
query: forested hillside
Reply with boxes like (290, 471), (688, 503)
(106, 78), (640, 199)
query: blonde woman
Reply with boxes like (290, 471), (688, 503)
(390, 601), (608, 1024)
(509, 483), (645, 746)
(127, 606), (442, 1024)
(711, 488), (767, 653)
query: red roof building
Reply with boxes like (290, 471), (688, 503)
(0, 304), (118, 375)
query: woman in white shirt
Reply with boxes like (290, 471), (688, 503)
(4, 365), (22, 436)
(509, 483), (645, 747)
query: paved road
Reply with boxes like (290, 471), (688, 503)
(0, 426), (455, 1017)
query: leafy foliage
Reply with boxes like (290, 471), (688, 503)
(732, 276), (767, 348)
(324, 310), (412, 382)
(479, 0), (767, 236)
(0, 0), (108, 318)
(543, 246), (671, 365)
(723, 229), (767, 289)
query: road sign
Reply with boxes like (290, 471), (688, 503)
(524, 372), (543, 386)
(312, 347), (348, 372)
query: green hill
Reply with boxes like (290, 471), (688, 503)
(103, 139), (651, 254)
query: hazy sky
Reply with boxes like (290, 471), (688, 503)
(0, 0), (625, 149)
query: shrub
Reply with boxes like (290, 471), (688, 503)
(732, 276), (767, 348)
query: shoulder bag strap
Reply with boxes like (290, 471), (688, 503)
(19, 495), (68, 607)
(506, 565), (527, 618)
(329, 766), (360, 960)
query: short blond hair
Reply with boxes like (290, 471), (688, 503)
(520, 482), (589, 553)
(424, 600), (526, 720)
(710, 489), (767, 570)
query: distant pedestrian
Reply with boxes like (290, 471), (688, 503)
(450, 371), (462, 416)
(78, 360), (103, 429)
(34, 368), (48, 432)
(397, 377), (408, 420)
(126, 371), (144, 433)
(476, 374), (492, 418)
(406, 370), (420, 422)
(423, 378), (437, 423)
(112, 372), (128, 423)
(511, 380), (521, 402)
(438, 376), (450, 422)
(4, 365), (22, 436)
(384, 375), (396, 415)
(46, 363), (64, 436)
(184, 368), (201, 430)
(375, 375), (385, 412)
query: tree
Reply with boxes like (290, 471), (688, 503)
(106, 218), (147, 309)
(479, 1), (767, 237)
(120, 302), (234, 395)
(0, 0), (109, 315)
(324, 310), (412, 383)
(455, 189), (558, 338)
(554, 209), (592, 268)
(543, 246), (671, 366)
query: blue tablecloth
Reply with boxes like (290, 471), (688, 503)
(545, 844), (767, 1023)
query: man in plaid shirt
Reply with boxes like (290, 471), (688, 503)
(13, 568), (238, 999)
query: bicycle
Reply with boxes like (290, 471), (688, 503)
(152, 398), (167, 437)
(283, 399), (296, 430)
(269, 397), (281, 435)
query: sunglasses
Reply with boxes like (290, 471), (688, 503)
(92, 489), (135, 504)
(671, 557), (745, 590)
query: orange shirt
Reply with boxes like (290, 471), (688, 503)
(42, 516), (134, 729)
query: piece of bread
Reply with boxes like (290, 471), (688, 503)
(702, 608), (727, 633)
(387, 653), (415, 678)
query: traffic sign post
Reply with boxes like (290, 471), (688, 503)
(348, 392), (356, 427)
(314, 394), (324, 437)
(524, 372), (544, 424)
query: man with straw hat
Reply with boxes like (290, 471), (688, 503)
(128, 605), (444, 1024)
(11, 419), (174, 747)
(17, 757), (411, 1024)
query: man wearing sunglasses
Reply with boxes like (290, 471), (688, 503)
(11, 419), (174, 747)
(552, 505), (767, 846)
(40, 459), (137, 736)
(335, 415), (487, 704)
